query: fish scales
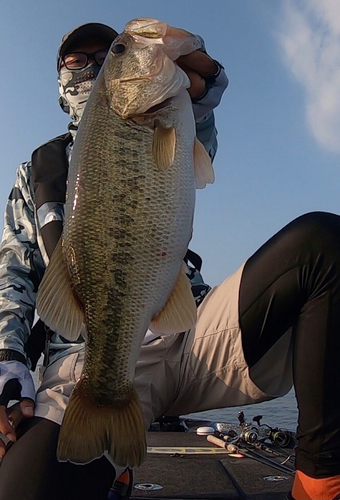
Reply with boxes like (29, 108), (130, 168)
(36, 17), (214, 468)
(63, 73), (195, 405)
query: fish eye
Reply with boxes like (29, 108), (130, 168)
(111, 43), (126, 55)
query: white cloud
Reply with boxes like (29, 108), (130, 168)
(279, 0), (340, 153)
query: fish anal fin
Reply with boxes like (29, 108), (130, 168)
(36, 238), (84, 341)
(152, 124), (176, 171)
(194, 137), (215, 189)
(57, 384), (147, 468)
(150, 261), (197, 334)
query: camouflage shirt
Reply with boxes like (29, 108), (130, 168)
(0, 162), (46, 368)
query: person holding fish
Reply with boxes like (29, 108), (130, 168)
(0, 17), (339, 500)
(0, 18), (227, 500)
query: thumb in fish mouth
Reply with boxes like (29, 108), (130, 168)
(124, 18), (201, 61)
(163, 24), (201, 60)
(165, 24), (196, 41)
(124, 18), (193, 41)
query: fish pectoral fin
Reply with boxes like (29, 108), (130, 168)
(194, 137), (215, 189)
(150, 262), (197, 334)
(152, 124), (176, 171)
(57, 384), (147, 468)
(36, 238), (84, 341)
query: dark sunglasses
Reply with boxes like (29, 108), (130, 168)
(59, 49), (109, 71)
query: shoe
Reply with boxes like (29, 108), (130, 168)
(108, 468), (133, 500)
(284, 493), (340, 500)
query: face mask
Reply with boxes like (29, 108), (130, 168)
(58, 63), (101, 124)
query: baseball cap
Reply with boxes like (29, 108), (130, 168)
(57, 22), (119, 69)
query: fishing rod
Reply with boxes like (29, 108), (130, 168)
(203, 410), (297, 477)
(212, 428), (295, 465)
(207, 434), (295, 477)
(250, 440), (295, 465)
(219, 460), (248, 500)
(237, 444), (295, 476)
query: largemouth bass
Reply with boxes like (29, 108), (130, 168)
(36, 18), (214, 468)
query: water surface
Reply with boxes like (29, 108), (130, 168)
(185, 388), (298, 430)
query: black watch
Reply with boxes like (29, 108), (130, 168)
(203, 60), (224, 85)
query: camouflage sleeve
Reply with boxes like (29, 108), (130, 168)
(0, 163), (45, 366)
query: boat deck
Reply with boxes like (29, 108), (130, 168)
(131, 430), (294, 500)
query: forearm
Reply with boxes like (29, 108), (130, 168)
(193, 61), (229, 123)
(192, 46), (228, 160)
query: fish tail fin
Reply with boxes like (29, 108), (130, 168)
(57, 385), (147, 468)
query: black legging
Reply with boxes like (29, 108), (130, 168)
(239, 211), (340, 478)
(1, 211), (340, 498)
(0, 417), (115, 500)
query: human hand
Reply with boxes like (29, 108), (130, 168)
(0, 361), (35, 456)
(176, 50), (219, 99)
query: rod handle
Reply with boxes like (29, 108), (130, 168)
(207, 435), (238, 453)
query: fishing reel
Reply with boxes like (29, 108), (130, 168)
(213, 411), (296, 448)
(240, 428), (259, 444)
(252, 415), (296, 448)
(237, 411), (259, 444)
(215, 411), (295, 448)
(214, 412), (259, 444)
(268, 428), (295, 447)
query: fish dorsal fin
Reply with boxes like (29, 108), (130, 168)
(36, 238), (84, 341)
(150, 262), (197, 334)
(152, 124), (176, 171)
(194, 137), (215, 189)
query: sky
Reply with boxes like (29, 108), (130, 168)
(1, 0), (340, 287)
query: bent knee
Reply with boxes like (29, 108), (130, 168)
(284, 211), (340, 250)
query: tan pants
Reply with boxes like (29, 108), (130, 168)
(34, 263), (293, 429)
